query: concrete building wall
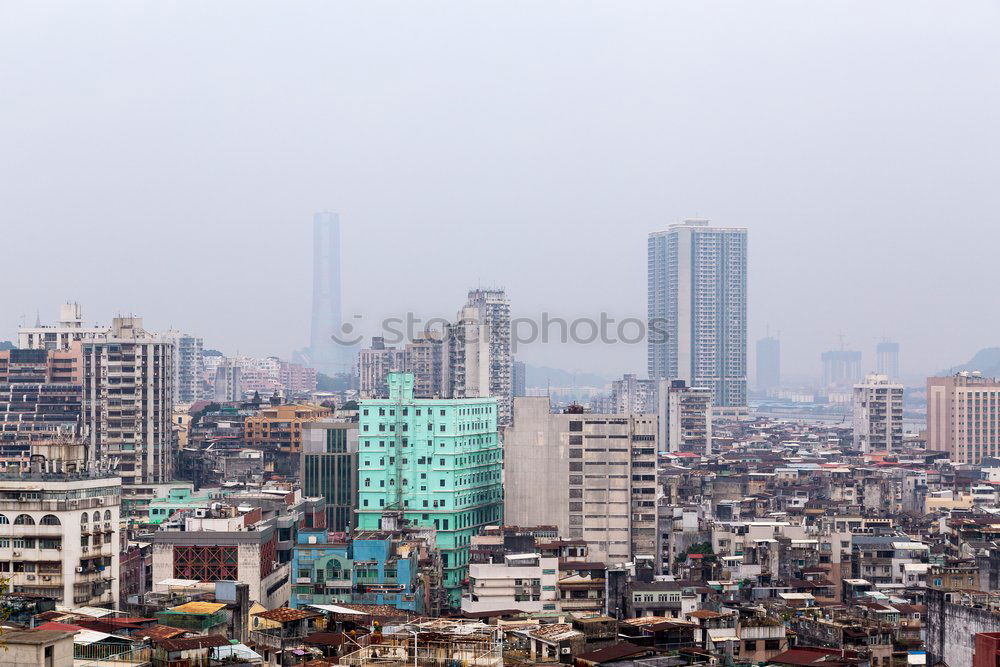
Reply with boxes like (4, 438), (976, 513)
(504, 397), (571, 532)
(5, 632), (74, 667)
(504, 397), (658, 565)
(926, 588), (1000, 667)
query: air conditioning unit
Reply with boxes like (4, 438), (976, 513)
(97, 498), (105, 505)
(76, 567), (85, 573)
(26, 575), (35, 580)
(42, 576), (51, 581)
(12, 551), (21, 557)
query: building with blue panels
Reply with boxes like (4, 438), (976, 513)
(289, 530), (353, 609)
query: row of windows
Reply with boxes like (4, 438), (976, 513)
(0, 513), (73, 526)
(363, 405), (493, 418)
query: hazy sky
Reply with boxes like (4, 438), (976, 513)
(2, 1), (998, 382)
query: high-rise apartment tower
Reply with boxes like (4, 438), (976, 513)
(648, 219), (747, 408)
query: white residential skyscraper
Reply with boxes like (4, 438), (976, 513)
(648, 218), (748, 408)
(465, 288), (512, 425)
(162, 331), (204, 404)
(82, 317), (175, 486)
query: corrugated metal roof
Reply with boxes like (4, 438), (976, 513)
(168, 601), (227, 615)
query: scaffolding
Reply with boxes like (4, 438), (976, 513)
(338, 618), (503, 667)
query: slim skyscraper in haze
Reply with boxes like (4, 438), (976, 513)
(648, 218), (748, 408)
(876, 340), (900, 381)
(755, 336), (780, 392)
(310, 211), (348, 376)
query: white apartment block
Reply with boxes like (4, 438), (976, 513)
(0, 445), (120, 608)
(852, 374), (904, 453)
(404, 332), (443, 398)
(18, 303), (106, 351)
(213, 359), (242, 402)
(609, 374), (658, 414)
(82, 317), (175, 486)
(658, 379), (713, 455)
(504, 397), (658, 565)
(162, 331), (205, 405)
(462, 553), (559, 614)
(357, 338), (405, 398)
(465, 289), (512, 425)
(441, 307), (490, 400)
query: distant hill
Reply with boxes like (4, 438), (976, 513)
(0, 341), (13, 351)
(941, 347), (1000, 377)
(524, 364), (609, 389)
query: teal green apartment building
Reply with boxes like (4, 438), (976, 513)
(357, 372), (503, 608)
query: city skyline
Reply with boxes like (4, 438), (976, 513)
(3, 3), (1000, 656)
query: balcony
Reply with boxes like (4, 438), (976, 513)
(249, 629), (309, 652)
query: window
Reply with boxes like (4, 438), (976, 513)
(40, 515), (61, 526)
(13, 514), (34, 526)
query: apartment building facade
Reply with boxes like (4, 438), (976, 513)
(0, 348), (82, 460)
(82, 317), (175, 486)
(356, 372), (503, 608)
(928, 371), (1000, 464)
(465, 288), (512, 425)
(0, 444), (121, 608)
(648, 219), (748, 408)
(504, 396), (659, 566)
(852, 374), (904, 453)
(658, 379), (713, 455)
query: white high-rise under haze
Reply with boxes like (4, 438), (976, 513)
(852, 373), (904, 453)
(465, 288), (512, 425)
(309, 211), (350, 377)
(648, 218), (748, 408)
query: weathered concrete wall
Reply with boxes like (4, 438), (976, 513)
(926, 587), (1000, 667)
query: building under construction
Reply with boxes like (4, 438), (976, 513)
(337, 618), (503, 667)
